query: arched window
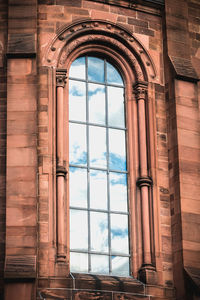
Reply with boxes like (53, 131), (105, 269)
(54, 21), (156, 282)
(69, 56), (130, 276)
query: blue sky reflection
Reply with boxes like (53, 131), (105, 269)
(110, 172), (127, 212)
(111, 214), (129, 254)
(89, 83), (105, 125)
(69, 57), (85, 80)
(69, 123), (87, 165)
(69, 80), (86, 122)
(88, 57), (104, 83)
(107, 62), (123, 86)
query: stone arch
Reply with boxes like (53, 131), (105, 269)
(44, 19), (156, 83)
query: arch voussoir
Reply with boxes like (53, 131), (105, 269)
(44, 19), (156, 83)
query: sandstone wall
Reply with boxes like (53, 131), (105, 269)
(0, 1), (199, 299)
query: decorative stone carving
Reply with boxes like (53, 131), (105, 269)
(136, 176), (153, 188)
(133, 81), (148, 101)
(56, 165), (67, 177)
(44, 20), (156, 82)
(58, 34), (144, 81)
(56, 69), (67, 88)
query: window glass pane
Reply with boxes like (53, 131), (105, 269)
(70, 252), (88, 273)
(90, 170), (107, 210)
(89, 83), (105, 125)
(111, 214), (129, 254)
(112, 256), (129, 276)
(89, 126), (107, 168)
(69, 80), (86, 122)
(70, 167), (87, 208)
(107, 62), (123, 85)
(90, 212), (108, 253)
(91, 254), (109, 274)
(69, 56), (86, 80)
(88, 57), (104, 83)
(69, 56), (129, 276)
(69, 123), (87, 165)
(70, 209), (88, 250)
(108, 86), (125, 127)
(109, 129), (126, 171)
(110, 172), (127, 212)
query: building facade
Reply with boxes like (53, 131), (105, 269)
(0, 0), (200, 299)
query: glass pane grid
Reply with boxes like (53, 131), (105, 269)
(69, 56), (130, 276)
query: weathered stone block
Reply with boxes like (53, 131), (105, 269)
(7, 33), (36, 56)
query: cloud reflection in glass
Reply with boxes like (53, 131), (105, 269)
(89, 126), (107, 168)
(110, 172), (127, 212)
(69, 56), (86, 80)
(69, 56), (129, 276)
(69, 80), (86, 122)
(69, 123), (87, 166)
(88, 57), (104, 83)
(90, 170), (107, 210)
(107, 62), (123, 86)
(89, 83), (105, 125)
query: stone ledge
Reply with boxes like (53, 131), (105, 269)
(38, 274), (145, 294)
(70, 273), (145, 294)
(169, 55), (199, 83)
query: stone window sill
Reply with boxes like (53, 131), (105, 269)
(69, 273), (145, 294)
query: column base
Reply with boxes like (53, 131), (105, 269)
(138, 265), (157, 284)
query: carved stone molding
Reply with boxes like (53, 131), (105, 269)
(136, 176), (153, 188)
(56, 165), (67, 177)
(133, 81), (148, 101)
(56, 69), (67, 88)
(43, 20), (156, 82)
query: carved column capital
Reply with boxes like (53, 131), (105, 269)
(56, 69), (67, 88)
(133, 81), (148, 101)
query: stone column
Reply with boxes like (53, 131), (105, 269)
(134, 82), (155, 283)
(56, 69), (67, 262)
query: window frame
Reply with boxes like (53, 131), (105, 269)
(68, 55), (130, 276)
(52, 20), (157, 281)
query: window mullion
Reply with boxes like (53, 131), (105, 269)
(86, 56), (91, 273)
(105, 60), (112, 274)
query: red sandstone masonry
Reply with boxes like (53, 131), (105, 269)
(1, 0), (199, 299)
(37, 0), (171, 290)
(0, 0), (7, 298)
